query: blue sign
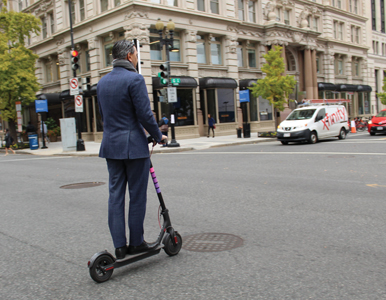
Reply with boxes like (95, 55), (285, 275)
(35, 100), (48, 113)
(239, 90), (250, 103)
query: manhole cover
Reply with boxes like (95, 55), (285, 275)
(182, 233), (243, 252)
(60, 182), (105, 189)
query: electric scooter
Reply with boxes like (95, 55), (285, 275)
(88, 137), (182, 283)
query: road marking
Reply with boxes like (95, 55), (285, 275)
(170, 151), (386, 156)
(0, 156), (73, 163)
(367, 184), (386, 188)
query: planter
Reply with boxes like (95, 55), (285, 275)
(258, 131), (277, 138)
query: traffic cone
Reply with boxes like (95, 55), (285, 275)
(351, 122), (356, 133)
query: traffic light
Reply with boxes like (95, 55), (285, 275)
(158, 62), (169, 85)
(71, 50), (79, 71)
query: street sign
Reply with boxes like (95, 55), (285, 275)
(239, 90), (250, 103)
(167, 87), (177, 103)
(35, 99), (48, 113)
(75, 95), (83, 113)
(70, 77), (79, 95)
(171, 78), (181, 86)
(15, 101), (22, 132)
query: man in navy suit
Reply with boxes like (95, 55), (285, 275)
(97, 40), (167, 259)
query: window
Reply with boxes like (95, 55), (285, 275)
(316, 55), (321, 73)
(198, 0), (205, 11)
(210, 0), (219, 14)
(355, 27), (360, 43)
(313, 17), (319, 31)
(276, 7), (281, 22)
(18, 0), (22, 11)
(372, 0), (376, 31)
(101, 0), (108, 12)
(237, 43), (244, 67)
(238, 0), (244, 20)
(382, 0), (385, 33)
(284, 10), (290, 25)
(335, 57), (344, 75)
(338, 22), (343, 39)
(308, 16), (319, 31)
(354, 0), (358, 13)
(41, 17), (47, 39)
(86, 50), (91, 72)
(334, 21), (338, 39)
(337, 0), (341, 8)
(237, 41), (257, 68)
(248, 1), (256, 22)
(351, 26), (355, 43)
(45, 62), (52, 83)
(80, 0), (85, 20)
(352, 60), (359, 77)
(50, 13), (55, 34)
(71, 1), (76, 23)
(149, 29), (181, 62)
(197, 34), (222, 65)
(170, 32), (181, 62)
(56, 61), (61, 80)
(248, 43), (256, 68)
(103, 35), (114, 67)
(259, 96), (273, 121)
(166, 0), (177, 5)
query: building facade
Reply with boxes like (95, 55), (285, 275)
(4, 0), (379, 141)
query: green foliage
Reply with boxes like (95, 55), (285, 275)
(377, 77), (386, 105)
(45, 117), (57, 130)
(249, 45), (296, 112)
(0, 0), (41, 124)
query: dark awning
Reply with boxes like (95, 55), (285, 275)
(239, 79), (258, 90)
(357, 85), (372, 92)
(90, 84), (98, 96)
(152, 76), (198, 90)
(199, 77), (238, 89)
(36, 93), (61, 104)
(336, 84), (357, 92)
(317, 82), (337, 91)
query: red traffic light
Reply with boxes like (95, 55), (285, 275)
(71, 50), (79, 57)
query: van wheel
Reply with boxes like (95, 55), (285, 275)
(308, 132), (317, 144)
(281, 141), (288, 145)
(338, 128), (346, 140)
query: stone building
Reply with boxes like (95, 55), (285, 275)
(3, 0), (377, 140)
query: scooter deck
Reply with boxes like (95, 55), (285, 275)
(101, 246), (162, 272)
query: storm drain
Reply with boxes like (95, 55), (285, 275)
(60, 182), (105, 189)
(182, 233), (243, 252)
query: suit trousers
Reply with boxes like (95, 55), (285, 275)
(106, 157), (150, 249)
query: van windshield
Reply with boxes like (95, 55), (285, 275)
(286, 109), (316, 120)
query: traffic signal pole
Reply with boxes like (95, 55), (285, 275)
(68, 1), (85, 151)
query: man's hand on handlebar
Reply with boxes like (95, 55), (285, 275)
(159, 135), (168, 145)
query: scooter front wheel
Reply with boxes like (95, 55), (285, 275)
(89, 254), (114, 283)
(163, 232), (182, 256)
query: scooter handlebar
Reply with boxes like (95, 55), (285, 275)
(146, 134), (166, 144)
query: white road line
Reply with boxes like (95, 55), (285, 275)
(0, 156), (73, 163)
(170, 151), (386, 156)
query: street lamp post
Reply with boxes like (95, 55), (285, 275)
(155, 19), (180, 148)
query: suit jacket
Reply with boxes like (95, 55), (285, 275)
(97, 67), (162, 160)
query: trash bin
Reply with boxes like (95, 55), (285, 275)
(28, 134), (39, 150)
(237, 128), (242, 138)
(243, 123), (250, 138)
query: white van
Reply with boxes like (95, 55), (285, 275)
(276, 104), (349, 145)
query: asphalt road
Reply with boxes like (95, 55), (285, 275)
(1, 132), (386, 299)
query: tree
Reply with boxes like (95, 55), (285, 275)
(0, 0), (41, 139)
(377, 77), (386, 106)
(249, 45), (296, 127)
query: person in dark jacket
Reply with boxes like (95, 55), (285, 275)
(97, 40), (167, 259)
(207, 114), (215, 138)
(26, 122), (36, 134)
(4, 129), (15, 155)
(158, 113), (169, 147)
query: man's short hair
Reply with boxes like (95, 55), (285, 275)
(112, 40), (136, 60)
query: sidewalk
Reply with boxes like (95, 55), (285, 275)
(9, 134), (274, 156)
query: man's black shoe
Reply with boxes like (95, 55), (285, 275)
(115, 246), (127, 259)
(128, 241), (157, 255)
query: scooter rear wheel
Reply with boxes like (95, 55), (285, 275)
(163, 232), (182, 256)
(89, 254), (114, 283)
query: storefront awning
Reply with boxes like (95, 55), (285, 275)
(239, 79), (258, 90)
(199, 77), (238, 89)
(357, 85), (372, 92)
(336, 84), (357, 92)
(152, 76), (198, 90)
(36, 93), (61, 104)
(317, 82), (337, 91)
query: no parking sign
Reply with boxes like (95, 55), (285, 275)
(75, 95), (83, 113)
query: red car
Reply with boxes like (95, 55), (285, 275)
(368, 109), (386, 135)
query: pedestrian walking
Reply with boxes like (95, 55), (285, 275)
(158, 113), (169, 147)
(3, 129), (16, 156)
(97, 40), (167, 259)
(207, 114), (216, 138)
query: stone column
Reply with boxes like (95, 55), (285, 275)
(304, 48), (313, 100)
(87, 37), (101, 86)
(298, 50), (304, 93)
(311, 49), (318, 99)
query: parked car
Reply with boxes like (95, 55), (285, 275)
(368, 109), (386, 136)
(277, 104), (349, 145)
